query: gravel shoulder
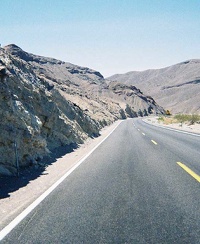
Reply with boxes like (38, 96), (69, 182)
(143, 116), (200, 134)
(0, 120), (121, 231)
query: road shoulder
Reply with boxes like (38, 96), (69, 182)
(143, 116), (200, 135)
(0, 120), (121, 232)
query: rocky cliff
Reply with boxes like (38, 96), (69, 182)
(0, 45), (164, 175)
(108, 60), (200, 114)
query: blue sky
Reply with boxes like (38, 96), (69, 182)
(1, 0), (200, 77)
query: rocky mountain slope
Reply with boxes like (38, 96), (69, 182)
(108, 60), (200, 114)
(0, 45), (164, 175)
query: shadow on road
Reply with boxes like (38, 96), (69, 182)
(0, 143), (78, 199)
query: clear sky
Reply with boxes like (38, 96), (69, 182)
(1, 0), (200, 77)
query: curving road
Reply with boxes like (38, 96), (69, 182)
(1, 118), (200, 243)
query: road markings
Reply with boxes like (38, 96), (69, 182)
(0, 121), (122, 241)
(151, 140), (157, 145)
(142, 133), (145, 136)
(177, 162), (200, 183)
(138, 129), (140, 131)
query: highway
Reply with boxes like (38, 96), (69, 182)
(1, 118), (200, 243)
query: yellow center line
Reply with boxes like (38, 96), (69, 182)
(142, 132), (145, 136)
(177, 162), (200, 183)
(151, 140), (157, 145)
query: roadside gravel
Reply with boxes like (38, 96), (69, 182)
(143, 116), (200, 134)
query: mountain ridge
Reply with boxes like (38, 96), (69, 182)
(0, 44), (164, 176)
(108, 60), (200, 114)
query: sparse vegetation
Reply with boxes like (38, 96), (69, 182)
(174, 114), (200, 125)
(158, 116), (164, 121)
(157, 114), (200, 125)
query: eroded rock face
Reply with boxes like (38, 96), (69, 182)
(0, 45), (164, 175)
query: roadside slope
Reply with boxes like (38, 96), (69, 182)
(0, 45), (164, 175)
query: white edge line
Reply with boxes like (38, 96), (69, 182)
(0, 120), (122, 241)
(142, 119), (200, 137)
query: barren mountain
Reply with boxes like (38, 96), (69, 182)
(0, 44), (164, 175)
(108, 60), (200, 114)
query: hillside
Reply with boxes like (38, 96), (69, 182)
(108, 60), (200, 114)
(0, 45), (164, 175)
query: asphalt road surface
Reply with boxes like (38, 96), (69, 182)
(1, 118), (200, 243)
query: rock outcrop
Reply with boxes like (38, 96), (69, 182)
(0, 45), (164, 175)
(108, 60), (200, 114)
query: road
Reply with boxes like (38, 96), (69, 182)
(1, 118), (200, 243)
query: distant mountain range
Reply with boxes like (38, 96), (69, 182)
(108, 60), (200, 114)
(0, 44), (164, 175)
